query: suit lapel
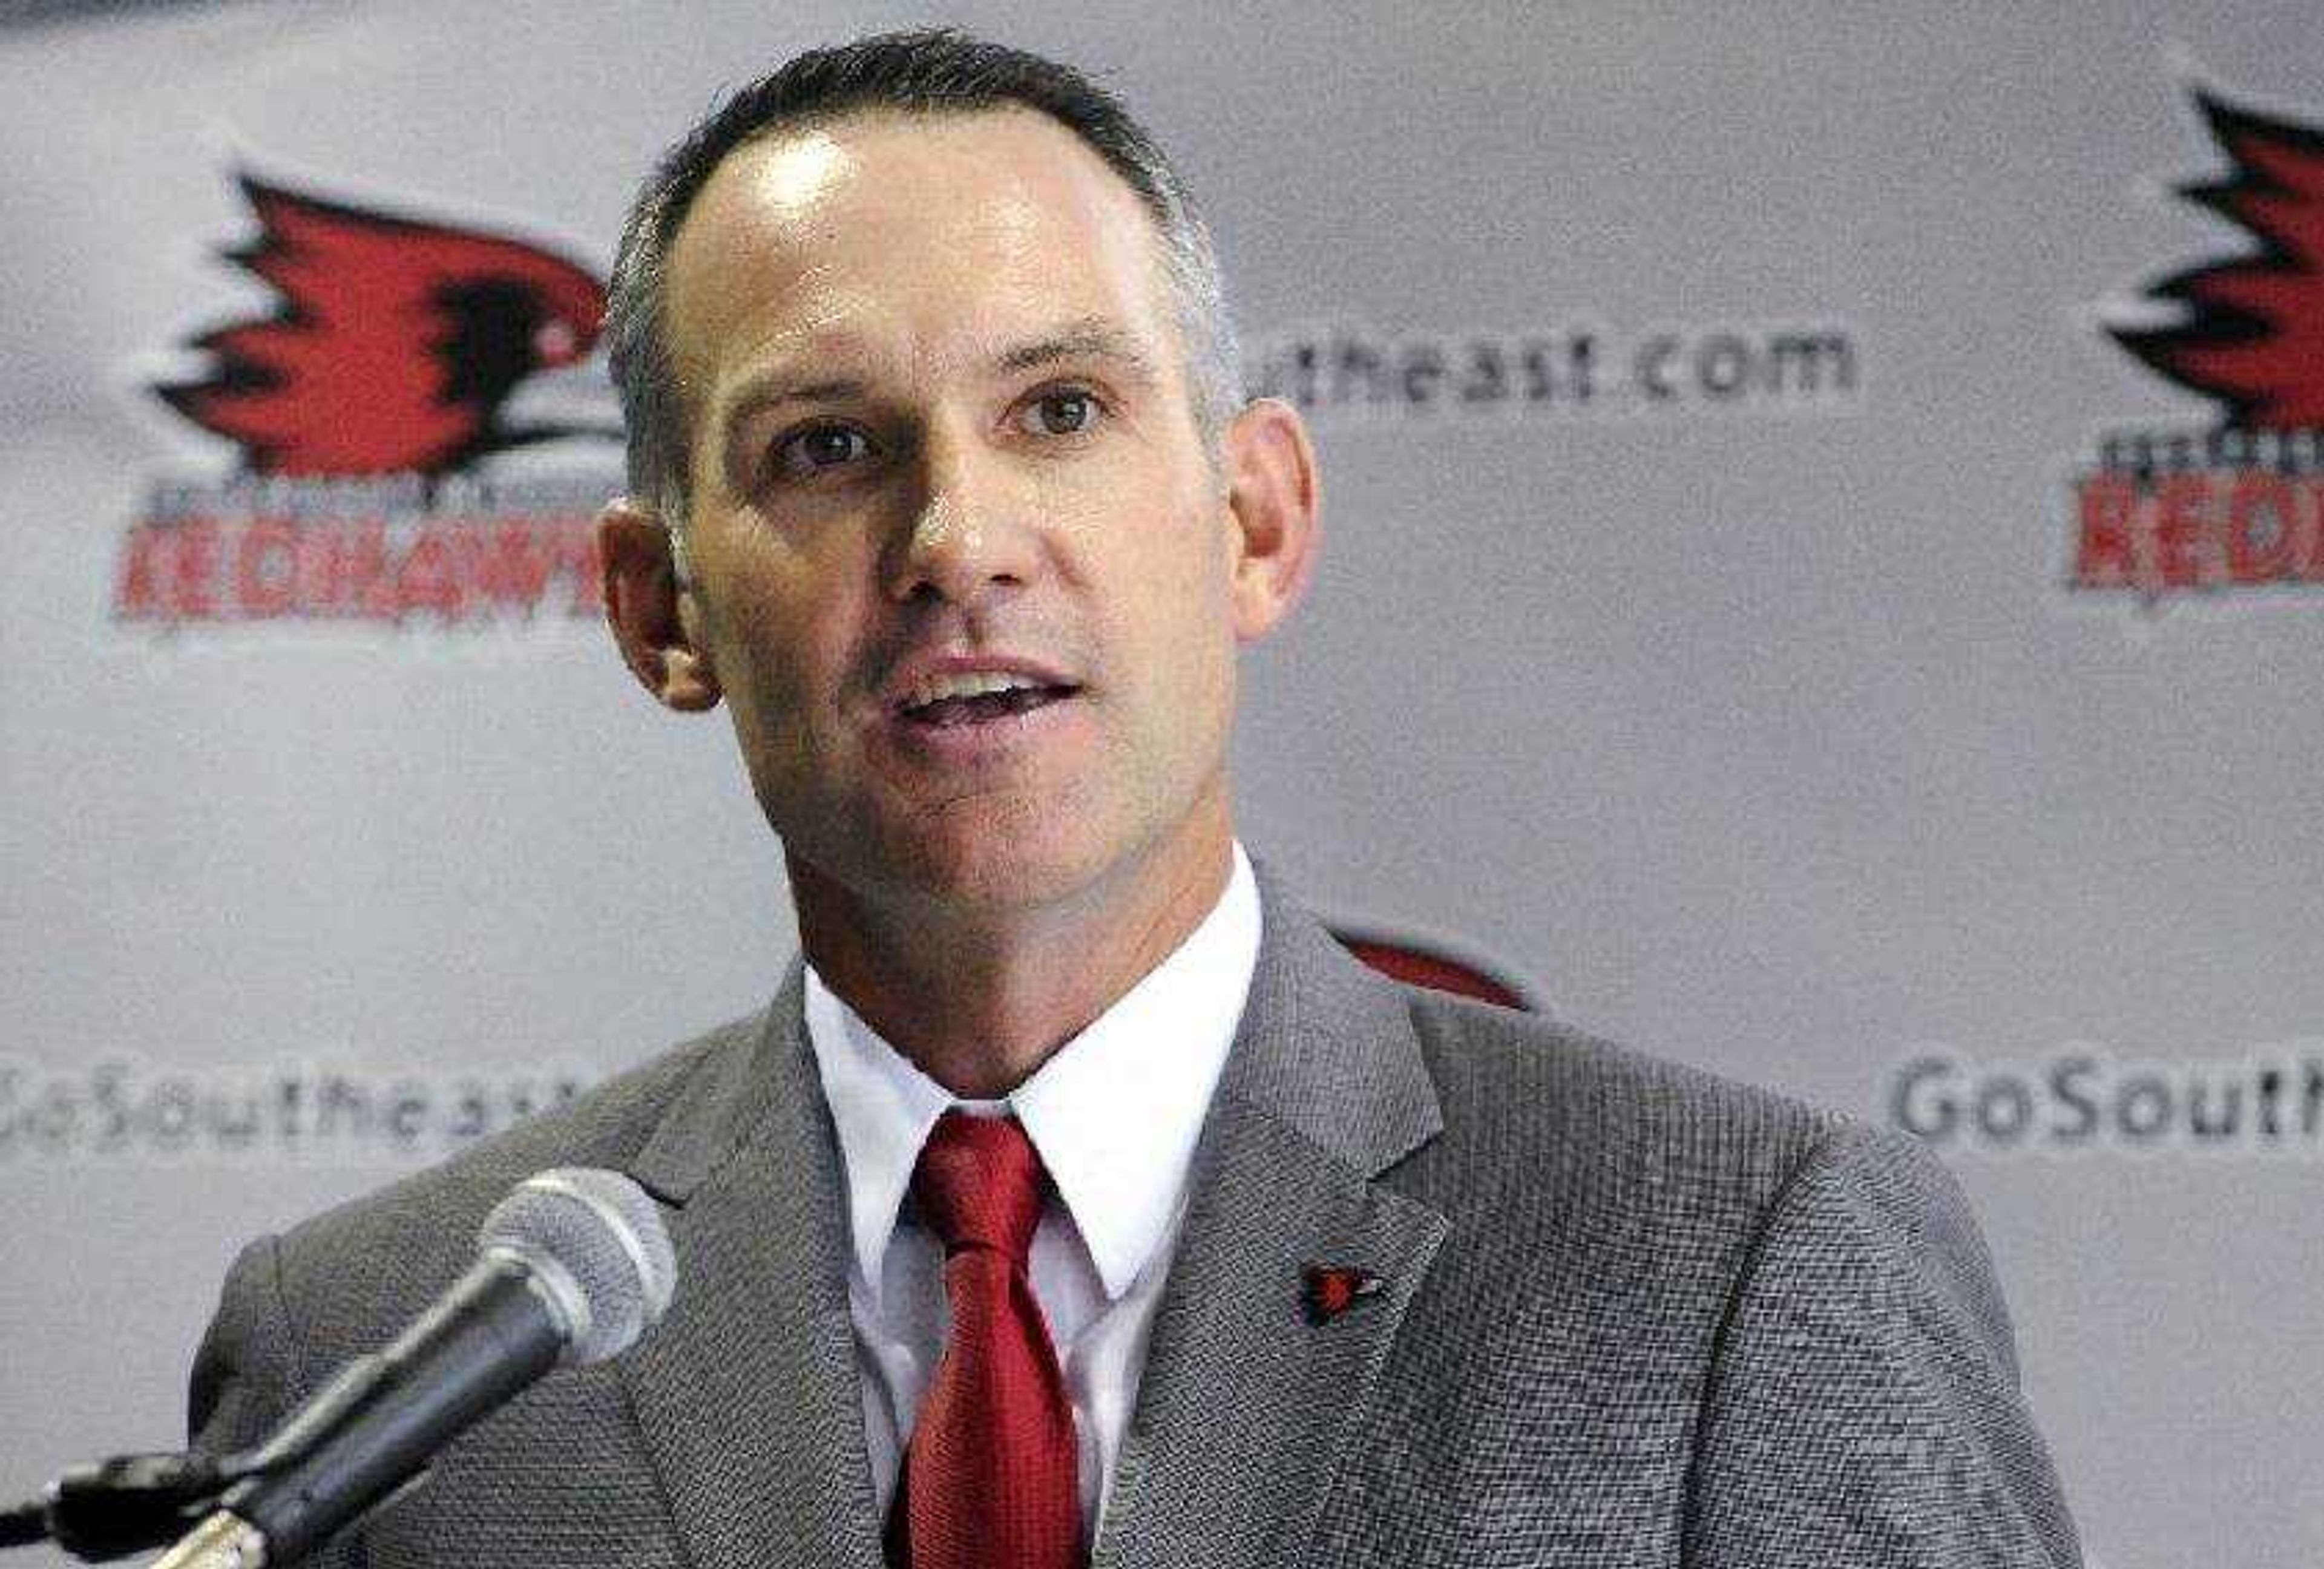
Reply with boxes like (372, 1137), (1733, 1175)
(619, 972), (886, 1569)
(1093, 875), (1451, 1568)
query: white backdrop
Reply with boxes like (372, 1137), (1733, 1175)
(6, 4), (2323, 1567)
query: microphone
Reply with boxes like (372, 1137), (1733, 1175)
(153, 1168), (677, 1569)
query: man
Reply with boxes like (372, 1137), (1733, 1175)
(189, 28), (2081, 1568)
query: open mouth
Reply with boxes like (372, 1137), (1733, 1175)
(896, 672), (1081, 729)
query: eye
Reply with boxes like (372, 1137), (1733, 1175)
(772, 424), (873, 479)
(1018, 387), (1103, 438)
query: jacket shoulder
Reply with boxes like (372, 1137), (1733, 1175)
(1393, 988), (1843, 1246)
(263, 1011), (763, 1358)
(1402, 989), (1839, 1180)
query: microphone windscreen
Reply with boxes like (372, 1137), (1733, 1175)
(478, 1168), (677, 1364)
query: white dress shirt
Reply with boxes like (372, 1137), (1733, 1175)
(802, 843), (1261, 1539)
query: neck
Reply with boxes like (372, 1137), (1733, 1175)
(791, 816), (1236, 1099)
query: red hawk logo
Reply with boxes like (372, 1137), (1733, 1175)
(2110, 89), (2324, 429)
(156, 175), (611, 476)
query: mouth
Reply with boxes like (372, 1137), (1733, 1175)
(893, 669), (1083, 730)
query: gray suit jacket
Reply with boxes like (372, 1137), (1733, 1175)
(190, 874), (2080, 1567)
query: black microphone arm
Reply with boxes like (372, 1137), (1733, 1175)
(2, 1452), (231, 1561)
(145, 1167), (677, 1569)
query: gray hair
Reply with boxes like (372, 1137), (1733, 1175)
(603, 27), (1246, 543)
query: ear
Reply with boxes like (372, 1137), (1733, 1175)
(1219, 398), (1322, 643)
(598, 497), (721, 712)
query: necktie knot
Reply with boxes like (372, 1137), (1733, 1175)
(911, 1110), (1046, 1265)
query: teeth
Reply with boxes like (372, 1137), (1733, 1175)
(902, 670), (1045, 712)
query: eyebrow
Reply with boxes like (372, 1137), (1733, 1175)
(994, 318), (1161, 384)
(717, 316), (1161, 455)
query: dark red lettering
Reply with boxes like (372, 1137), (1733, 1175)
(170, 519), (223, 619)
(395, 528), (464, 621)
(114, 523), (172, 620)
(349, 521), (397, 621)
(235, 518), (301, 618)
(2292, 479), (2324, 582)
(560, 519), (604, 616)
(2225, 472), (2293, 583)
(2075, 475), (2138, 588)
(456, 520), (560, 614)
(2148, 474), (2216, 591)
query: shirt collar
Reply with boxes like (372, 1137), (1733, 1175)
(804, 843), (1261, 1308)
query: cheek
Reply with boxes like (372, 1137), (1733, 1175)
(1151, 506), (1239, 644)
(698, 568), (858, 753)
(1111, 508), (1241, 726)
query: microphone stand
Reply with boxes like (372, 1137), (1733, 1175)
(2, 1452), (241, 1563)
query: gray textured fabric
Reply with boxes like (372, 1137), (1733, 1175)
(188, 870), (2080, 1567)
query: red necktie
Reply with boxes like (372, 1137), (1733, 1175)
(890, 1110), (1082, 1569)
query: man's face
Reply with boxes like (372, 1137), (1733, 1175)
(655, 108), (1268, 919)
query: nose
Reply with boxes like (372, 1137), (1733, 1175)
(882, 421), (1043, 608)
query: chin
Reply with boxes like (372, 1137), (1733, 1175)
(821, 788), (1109, 911)
(892, 834), (1111, 913)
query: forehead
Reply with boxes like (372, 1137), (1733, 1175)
(663, 107), (1174, 396)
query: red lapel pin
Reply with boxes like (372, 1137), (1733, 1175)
(1302, 1263), (1385, 1324)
